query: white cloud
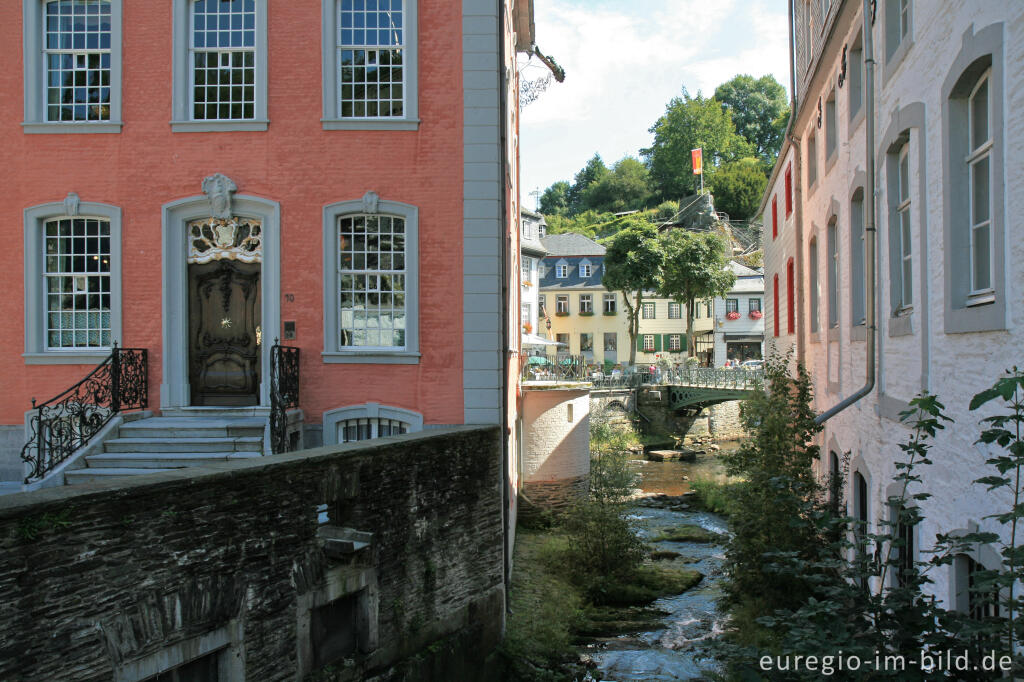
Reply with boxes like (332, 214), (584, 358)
(519, 0), (790, 204)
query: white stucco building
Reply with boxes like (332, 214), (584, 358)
(712, 262), (765, 367)
(762, 0), (1024, 609)
(520, 208), (548, 339)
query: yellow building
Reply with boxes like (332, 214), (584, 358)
(538, 233), (714, 367)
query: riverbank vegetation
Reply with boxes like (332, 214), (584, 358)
(500, 414), (708, 680)
(711, 360), (1024, 679)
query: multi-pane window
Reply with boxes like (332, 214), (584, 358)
(668, 334), (681, 351)
(44, 218), (112, 348)
(706, 301), (712, 317)
(851, 191), (866, 325)
(44, 0), (112, 122)
(521, 256), (532, 283)
(190, 0), (257, 120)
(896, 145), (913, 309)
(725, 299), (739, 314)
(828, 221), (839, 328)
(340, 417), (408, 442)
(337, 214), (406, 348)
(579, 294), (593, 314)
(825, 93), (837, 159)
(538, 295), (547, 316)
(337, 0), (405, 119)
(603, 332), (616, 351)
(555, 333), (569, 347)
(521, 303), (530, 326)
(885, 0), (910, 58)
(668, 302), (682, 319)
(642, 302), (655, 319)
(603, 292), (616, 314)
(555, 295), (568, 314)
(555, 263), (567, 278)
(809, 238), (820, 333)
(579, 263), (592, 277)
(968, 71), (992, 295)
(749, 298), (761, 313)
(642, 335), (655, 351)
(580, 333), (593, 352)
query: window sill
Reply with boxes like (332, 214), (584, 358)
(825, 149), (838, 175)
(170, 120), (269, 133)
(579, 312), (594, 317)
(321, 351), (421, 365)
(966, 290), (996, 307)
(827, 326), (839, 342)
(889, 311), (914, 337)
(882, 38), (914, 87)
(555, 312), (569, 317)
(848, 107), (865, 139)
(23, 351), (109, 365)
(850, 324), (866, 342)
(810, 330), (821, 344)
(322, 118), (420, 131)
(23, 121), (123, 134)
(602, 311), (617, 316)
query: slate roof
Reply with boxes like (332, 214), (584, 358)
(540, 232), (606, 256)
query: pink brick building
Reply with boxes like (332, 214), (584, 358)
(1, 0), (534, 487)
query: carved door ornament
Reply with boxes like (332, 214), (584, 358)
(187, 217), (263, 264)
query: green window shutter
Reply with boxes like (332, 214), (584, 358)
(636, 335), (644, 352)
(680, 333), (688, 351)
(654, 335), (662, 352)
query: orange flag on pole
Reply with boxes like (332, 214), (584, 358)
(691, 148), (703, 175)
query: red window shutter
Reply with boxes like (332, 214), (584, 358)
(771, 196), (778, 239)
(785, 164), (793, 216)
(773, 274), (780, 337)
(787, 258), (795, 335)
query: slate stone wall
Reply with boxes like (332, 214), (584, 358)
(0, 426), (504, 682)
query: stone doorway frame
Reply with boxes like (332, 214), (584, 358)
(161, 190), (281, 410)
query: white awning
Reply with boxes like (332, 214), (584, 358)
(522, 333), (564, 347)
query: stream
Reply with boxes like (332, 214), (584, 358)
(582, 452), (735, 681)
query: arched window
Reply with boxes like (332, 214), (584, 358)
(322, 403), (423, 445)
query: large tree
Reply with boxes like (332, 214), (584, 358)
(602, 218), (664, 365)
(641, 89), (752, 202)
(709, 157), (769, 220)
(566, 154), (609, 215)
(658, 230), (736, 357)
(582, 157), (653, 214)
(714, 74), (790, 165)
(539, 180), (570, 216)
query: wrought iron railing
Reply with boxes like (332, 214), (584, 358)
(270, 340), (300, 454)
(520, 353), (588, 382)
(20, 344), (147, 483)
(581, 366), (764, 391)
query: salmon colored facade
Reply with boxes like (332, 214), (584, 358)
(0, 0), (531, 481)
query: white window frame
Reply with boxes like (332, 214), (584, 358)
(749, 298), (762, 313)
(966, 69), (993, 302)
(24, 198), (122, 364)
(322, 197), (419, 363)
(603, 292), (616, 314)
(322, 402), (422, 446)
(579, 294), (593, 314)
(896, 144), (913, 309)
(667, 302), (681, 319)
(521, 302), (531, 326)
(642, 334), (655, 351)
(521, 256), (532, 283)
(642, 302), (655, 319)
(171, 0), (269, 132)
(555, 294), (569, 314)
(555, 263), (568, 279)
(23, 0), (123, 133)
(321, 0), (419, 130)
(725, 298), (739, 314)
(579, 262), (592, 278)
(668, 334), (681, 351)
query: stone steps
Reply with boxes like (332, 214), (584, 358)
(64, 415), (268, 485)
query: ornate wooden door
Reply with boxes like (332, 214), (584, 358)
(188, 260), (261, 406)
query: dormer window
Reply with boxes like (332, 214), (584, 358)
(579, 263), (592, 277)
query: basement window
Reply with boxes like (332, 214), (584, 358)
(311, 594), (359, 668)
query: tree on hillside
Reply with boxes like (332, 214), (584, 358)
(642, 89), (752, 202)
(659, 230), (736, 357)
(582, 157), (653, 214)
(539, 180), (570, 216)
(603, 219), (664, 365)
(709, 157), (769, 220)
(566, 154), (609, 215)
(714, 74), (790, 165)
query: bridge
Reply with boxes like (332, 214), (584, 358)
(590, 367), (762, 410)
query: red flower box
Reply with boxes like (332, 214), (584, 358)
(726, 311), (741, 320)
(749, 310), (763, 320)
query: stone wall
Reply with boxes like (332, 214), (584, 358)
(521, 387), (590, 506)
(0, 425), (23, 483)
(707, 401), (746, 440)
(0, 426), (504, 682)
(635, 388), (746, 442)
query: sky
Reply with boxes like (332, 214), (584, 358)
(518, 0), (792, 210)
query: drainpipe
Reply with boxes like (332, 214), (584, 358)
(787, 0), (806, 367)
(498, 0), (513, 611)
(815, 0), (876, 425)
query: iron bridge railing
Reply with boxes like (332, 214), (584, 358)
(21, 344), (148, 483)
(270, 340), (300, 454)
(583, 366), (764, 391)
(520, 353), (588, 383)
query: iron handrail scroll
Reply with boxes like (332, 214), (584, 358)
(270, 340), (300, 454)
(20, 344), (148, 483)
